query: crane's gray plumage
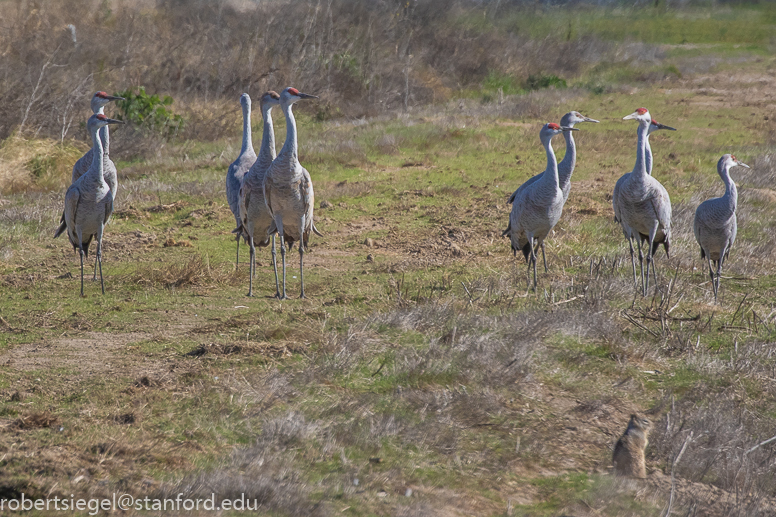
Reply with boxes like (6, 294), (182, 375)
(502, 111), (597, 268)
(617, 108), (672, 296)
(238, 91), (282, 297)
(262, 87), (322, 299)
(56, 113), (124, 296)
(227, 93), (258, 270)
(56, 92), (124, 259)
(693, 154), (748, 302)
(613, 118), (676, 285)
(508, 123), (577, 290)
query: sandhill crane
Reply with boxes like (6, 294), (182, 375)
(613, 118), (676, 284)
(238, 91), (282, 297)
(55, 92), (124, 276)
(71, 91), (124, 194)
(617, 108), (672, 296)
(262, 87), (322, 299)
(693, 154), (749, 302)
(56, 114), (124, 296)
(502, 111), (598, 265)
(226, 93), (258, 270)
(508, 123), (578, 290)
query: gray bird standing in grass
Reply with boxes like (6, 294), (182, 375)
(56, 92), (124, 279)
(238, 91), (282, 297)
(693, 154), (749, 302)
(226, 93), (257, 270)
(56, 113), (124, 296)
(262, 87), (322, 299)
(508, 123), (577, 290)
(613, 117), (676, 286)
(503, 111), (598, 267)
(617, 108), (672, 296)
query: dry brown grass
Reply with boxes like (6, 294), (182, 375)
(0, 134), (83, 194)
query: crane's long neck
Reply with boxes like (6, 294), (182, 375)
(240, 101), (253, 156)
(95, 105), (110, 156)
(256, 104), (276, 171)
(645, 134), (653, 176)
(633, 122), (649, 181)
(89, 125), (106, 184)
(279, 101), (299, 167)
(719, 162), (737, 213)
(557, 129), (575, 187)
(539, 135), (559, 190)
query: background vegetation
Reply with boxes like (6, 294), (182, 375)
(1, 0), (776, 515)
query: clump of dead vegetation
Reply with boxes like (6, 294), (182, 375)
(126, 253), (235, 289)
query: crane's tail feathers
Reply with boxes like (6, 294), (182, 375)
(699, 248), (706, 260)
(501, 223), (511, 237)
(312, 223), (323, 237)
(231, 225), (242, 235)
(520, 242), (531, 263)
(53, 221), (67, 239)
(507, 191), (517, 205)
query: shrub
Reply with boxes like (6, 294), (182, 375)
(114, 87), (184, 140)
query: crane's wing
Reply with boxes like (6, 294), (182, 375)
(63, 186), (80, 243)
(262, 178), (274, 217)
(53, 210), (67, 238)
(104, 195), (113, 226)
(301, 167), (323, 237)
(508, 172), (543, 204)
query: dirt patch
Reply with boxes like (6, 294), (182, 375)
(0, 331), (152, 376)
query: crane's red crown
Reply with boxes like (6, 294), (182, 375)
(547, 123), (561, 130)
(96, 114), (108, 121)
(288, 87), (300, 96)
(636, 107), (648, 115)
(95, 91), (109, 99)
(731, 155), (737, 161)
(651, 119), (658, 125)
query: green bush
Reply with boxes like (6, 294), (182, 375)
(114, 87), (184, 139)
(525, 74), (567, 91)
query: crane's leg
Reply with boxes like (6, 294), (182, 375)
(527, 234), (537, 291)
(271, 235), (280, 299)
(715, 245), (728, 303)
(95, 224), (106, 295)
(635, 238), (645, 295)
(275, 216), (288, 300)
(247, 234), (255, 297)
(235, 233), (241, 271)
(299, 216), (306, 299)
(92, 256), (99, 281)
(541, 242), (548, 273)
(645, 223), (659, 297)
(706, 256), (716, 300)
(627, 236), (637, 286)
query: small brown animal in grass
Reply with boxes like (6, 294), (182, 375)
(612, 413), (652, 478)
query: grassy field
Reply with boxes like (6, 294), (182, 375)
(2, 3), (776, 517)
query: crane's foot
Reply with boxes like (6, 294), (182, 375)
(246, 292), (255, 298)
(299, 293), (306, 299)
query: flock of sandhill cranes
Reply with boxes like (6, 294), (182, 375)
(505, 106), (747, 302)
(52, 90), (748, 304)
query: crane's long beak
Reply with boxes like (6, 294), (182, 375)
(561, 126), (579, 132)
(737, 161), (750, 169)
(107, 95), (125, 102)
(298, 93), (318, 100)
(623, 112), (641, 120)
(656, 123), (677, 131)
(105, 117), (125, 125)
(584, 117), (600, 123)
